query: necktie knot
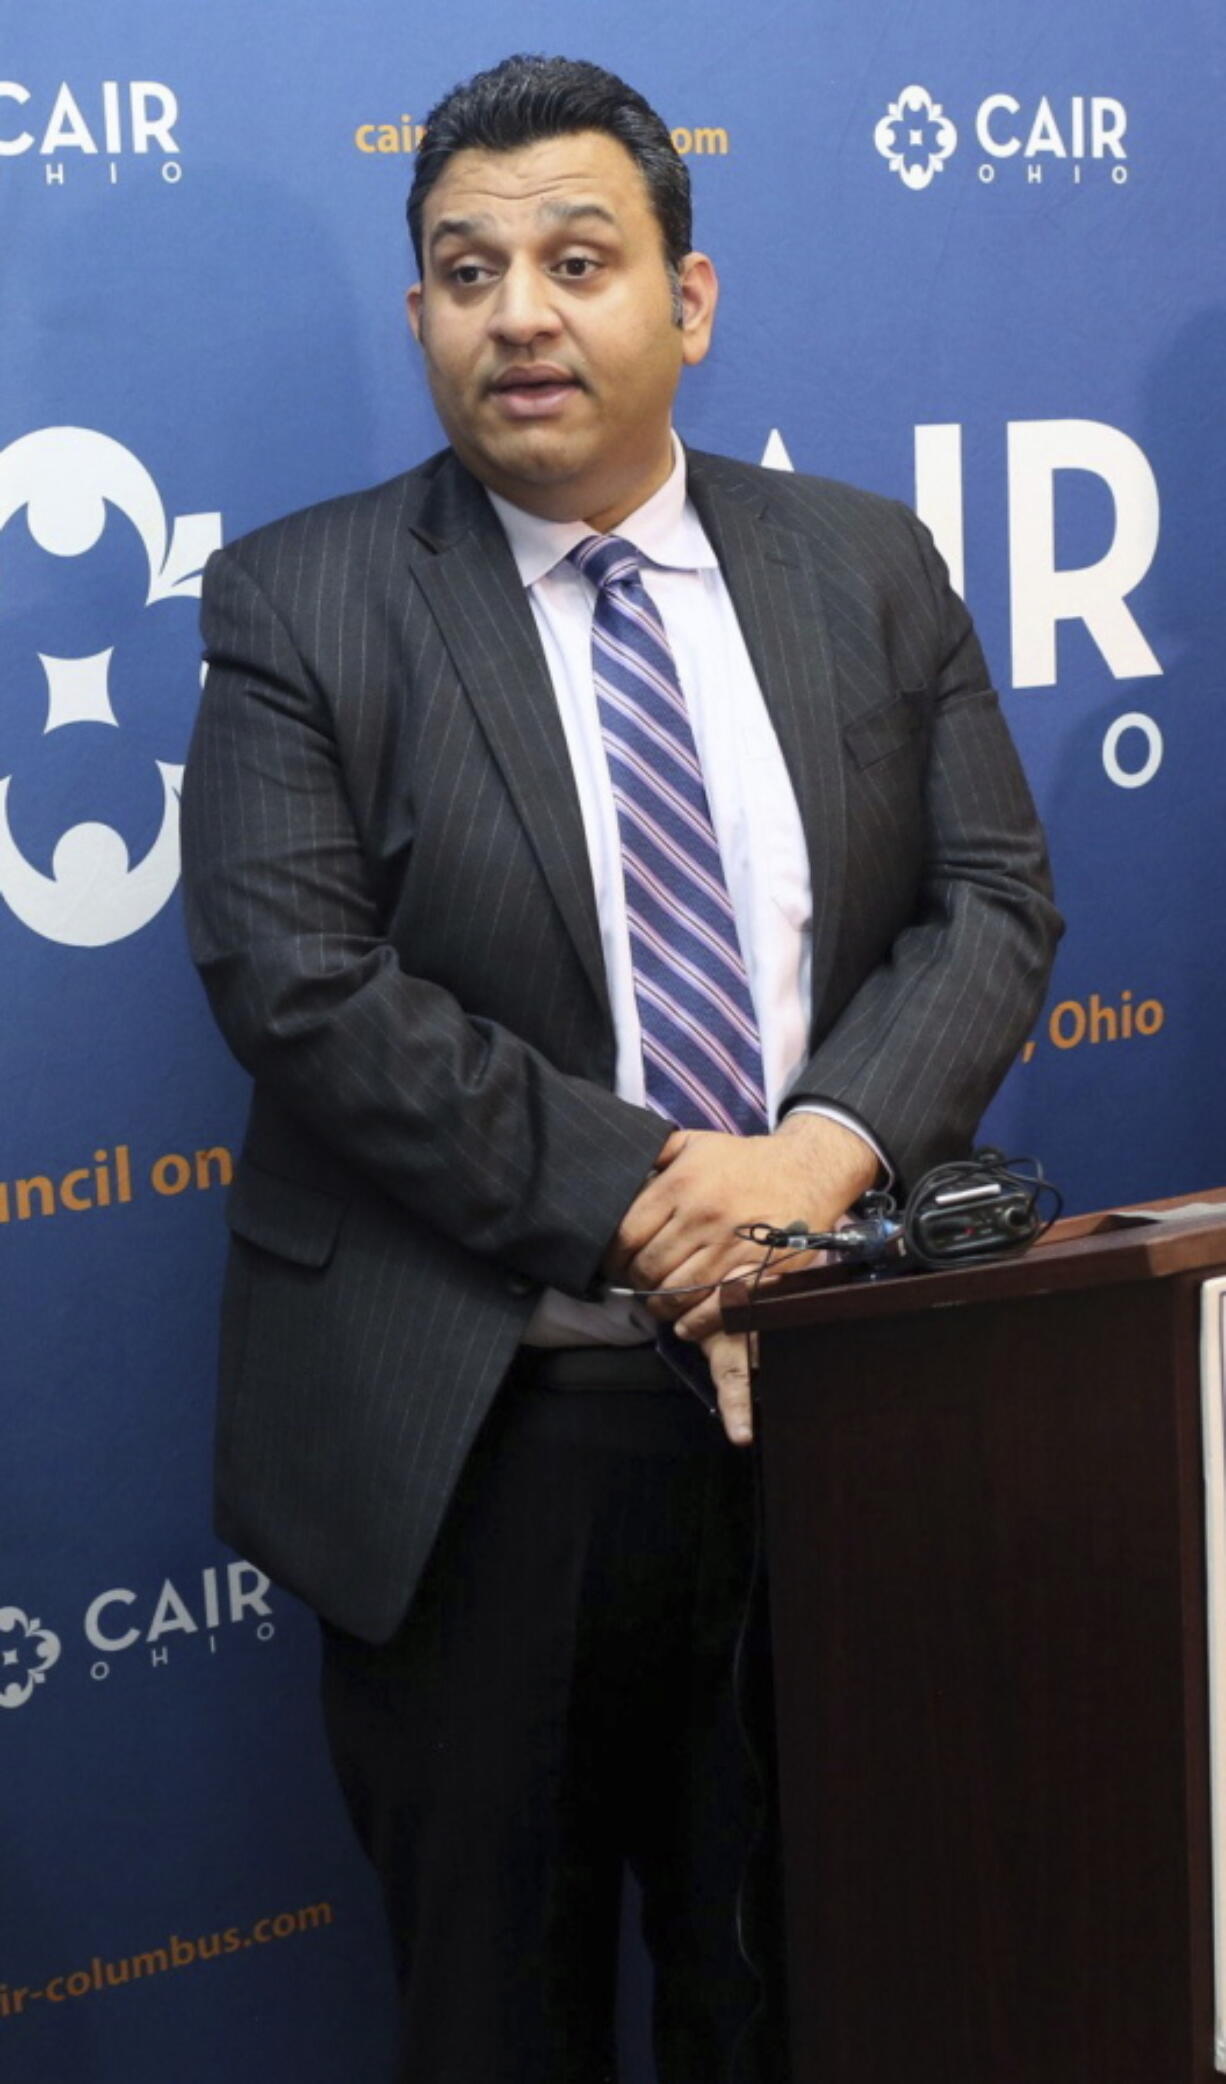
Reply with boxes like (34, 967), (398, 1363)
(569, 533), (643, 594)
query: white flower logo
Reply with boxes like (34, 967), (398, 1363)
(874, 86), (958, 191)
(0, 1606), (62, 1708)
(0, 427), (222, 948)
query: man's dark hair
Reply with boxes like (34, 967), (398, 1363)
(407, 55), (693, 274)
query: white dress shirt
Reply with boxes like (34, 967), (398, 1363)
(487, 438), (881, 1346)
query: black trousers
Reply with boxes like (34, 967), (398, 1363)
(319, 1351), (787, 2084)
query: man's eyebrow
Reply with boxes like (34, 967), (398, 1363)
(428, 214), (494, 251)
(430, 201), (621, 252)
(537, 200), (620, 232)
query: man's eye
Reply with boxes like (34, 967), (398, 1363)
(554, 256), (599, 279)
(448, 263), (491, 287)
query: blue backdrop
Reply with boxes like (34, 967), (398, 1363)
(3, 4), (1224, 2077)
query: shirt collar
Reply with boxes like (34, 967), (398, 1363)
(486, 433), (718, 588)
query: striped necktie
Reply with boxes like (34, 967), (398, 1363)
(571, 532), (768, 1138)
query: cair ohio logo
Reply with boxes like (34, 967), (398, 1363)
(0, 427), (221, 947)
(0, 80), (182, 186)
(0, 1608), (61, 1709)
(875, 83), (1129, 189)
(0, 1561), (278, 1708)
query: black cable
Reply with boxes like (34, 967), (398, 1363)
(901, 1148), (1062, 1269)
(606, 1243), (820, 1304)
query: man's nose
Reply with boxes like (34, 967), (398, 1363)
(488, 260), (563, 344)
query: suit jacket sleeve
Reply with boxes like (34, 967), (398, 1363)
(783, 504), (1062, 1186)
(180, 542), (668, 1296)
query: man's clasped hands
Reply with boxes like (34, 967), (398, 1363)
(604, 1112), (878, 1446)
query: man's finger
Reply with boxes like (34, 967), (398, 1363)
(610, 1188), (679, 1276)
(612, 1134), (697, 1270)
(643, 1283), (716, 1325)
(632, 1239), (730, 1317)
(673, 1291), (726, 1340)
(705, 1332), (753, 1446)
(633, 1236), (768, 1316)
(674, 1260), (766, 1340)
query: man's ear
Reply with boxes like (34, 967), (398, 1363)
(406, 283), (423, 343)
(677, 251), (718, 367)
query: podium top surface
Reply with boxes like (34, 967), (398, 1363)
(721, 1188), (1226, 1333)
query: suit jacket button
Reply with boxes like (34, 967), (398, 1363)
(506, 1275), (534, 1298)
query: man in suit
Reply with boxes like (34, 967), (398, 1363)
(181, 52), (1061, 2084)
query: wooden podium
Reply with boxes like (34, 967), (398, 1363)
(724, 1194), (1226, 2084)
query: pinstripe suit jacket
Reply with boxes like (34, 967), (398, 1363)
(180, 444), (1060, 1641)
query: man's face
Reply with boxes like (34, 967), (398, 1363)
(407, 130), (717, 532)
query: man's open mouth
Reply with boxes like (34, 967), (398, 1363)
(489, 369), (584, 416)
(492, 366), (580, 393)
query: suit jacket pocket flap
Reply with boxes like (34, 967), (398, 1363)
(844, 692), (925, 769)
(226, 1164), (345, 1268)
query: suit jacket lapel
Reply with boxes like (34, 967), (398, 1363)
(686, 451), (848, 1024)
(405, 456), (610, 1019)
